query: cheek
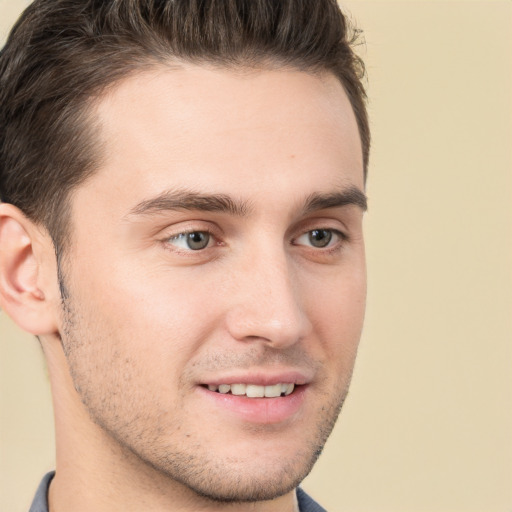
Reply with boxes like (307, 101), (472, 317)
(73, 261), (224, 366)
(306, 265), (366, 361)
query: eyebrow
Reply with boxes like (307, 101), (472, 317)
(303, 186), (367, 214)
(126, 185), (367, 219)
(127, 189), (250, 218)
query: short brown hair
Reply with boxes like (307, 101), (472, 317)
(0, 0), (369, 251)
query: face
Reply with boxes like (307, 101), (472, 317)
(57, 64), (366, 502)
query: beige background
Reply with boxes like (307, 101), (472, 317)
(1, 1), (511, 511)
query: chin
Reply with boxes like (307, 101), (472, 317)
(136, 429), (326, 504)
(115, 424), (322, 504)
(170, 452), (317, 503)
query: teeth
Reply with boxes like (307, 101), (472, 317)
(284, 383), (294, 396)
(231, 383), (246, 395)
(246, 384), (265, 397)
(218, 384), (231, 394)
(265, 384), (282, 398)
(206, 383), (295, 397)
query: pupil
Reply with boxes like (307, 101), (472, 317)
(187, 232), (209, 250)
(309, 229), (332, 248)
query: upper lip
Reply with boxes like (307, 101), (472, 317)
(200, 369), (312, 387)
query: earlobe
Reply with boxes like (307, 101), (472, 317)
(0, 203), (59, 335)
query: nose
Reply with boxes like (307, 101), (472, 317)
(225, 249), (313, 349)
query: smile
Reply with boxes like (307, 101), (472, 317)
(205, 383), (295, 397)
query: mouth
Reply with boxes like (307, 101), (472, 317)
(198, 381), (307, 424)
(197, 371), (310, 423)
(202, 383), (296, 398)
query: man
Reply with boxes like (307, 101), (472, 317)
(0, 1), (369, 511)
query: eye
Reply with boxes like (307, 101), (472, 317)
(167, 231), (212, 251)
(295, 229), (343, 249)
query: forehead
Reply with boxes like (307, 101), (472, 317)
(77, 64), (363, 215)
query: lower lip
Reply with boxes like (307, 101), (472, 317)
(196, 385), (308, 424)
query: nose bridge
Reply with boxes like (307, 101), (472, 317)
(225, 244), (312, 347)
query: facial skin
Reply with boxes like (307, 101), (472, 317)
(2, 64), (366, 511)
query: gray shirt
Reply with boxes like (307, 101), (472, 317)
(30, 472), (327, 512)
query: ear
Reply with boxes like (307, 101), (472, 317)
(0, 203), (59, 335)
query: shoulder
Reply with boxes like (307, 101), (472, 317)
(297, 487), (328, 512)
(29, 471), (54, 512)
